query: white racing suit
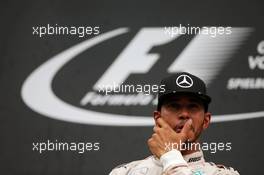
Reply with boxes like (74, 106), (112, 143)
(109, 150), (239, 175)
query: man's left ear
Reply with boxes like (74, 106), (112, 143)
(153, 111), (161, 126)
(203, 112), (211, 130)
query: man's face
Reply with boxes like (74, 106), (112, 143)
(154, 95), (211, 142)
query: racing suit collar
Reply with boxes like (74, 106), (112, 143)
(184, 150), (205, 163)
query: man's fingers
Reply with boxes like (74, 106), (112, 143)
(181, 119), (193, 137)
(153, 126), (159, 133)
(156, 118), (170, 128)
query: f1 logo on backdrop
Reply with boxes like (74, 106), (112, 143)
(21, 27), (264, 126)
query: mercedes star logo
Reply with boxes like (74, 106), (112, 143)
(176, 75), (193, 88)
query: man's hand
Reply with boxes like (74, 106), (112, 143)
(147, 118), (193, 158)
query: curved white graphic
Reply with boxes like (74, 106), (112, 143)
(21, 28), (264, 126)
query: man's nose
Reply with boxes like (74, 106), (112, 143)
(178, 108), (190, 120)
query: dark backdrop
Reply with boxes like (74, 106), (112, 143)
(1, 0), (264, 174)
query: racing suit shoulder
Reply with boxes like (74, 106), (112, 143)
(215, 163), (240, 175)
(201, 162), (240, 175)
(109, 159), (143, 175)
(109, 156), (161, 175)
